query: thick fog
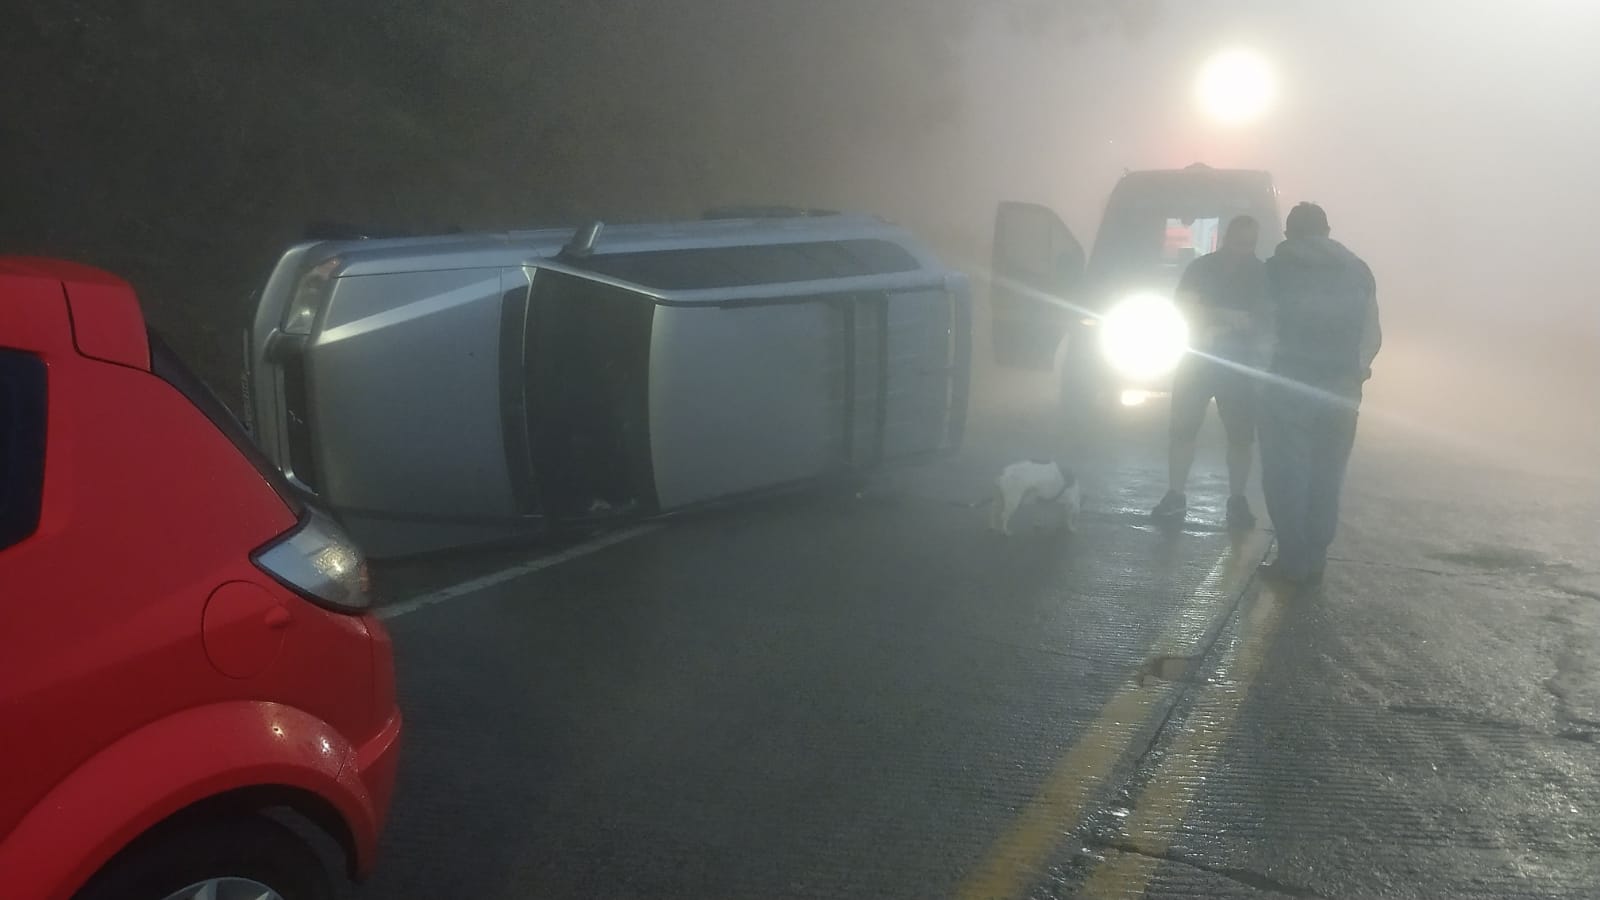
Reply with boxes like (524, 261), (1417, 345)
(6, 2), (1595, 474)
(921, 1), (1600, 476)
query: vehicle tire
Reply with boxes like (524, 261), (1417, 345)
(75, 814), (335, 900)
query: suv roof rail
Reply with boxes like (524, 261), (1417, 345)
(303, 222), (465, 241)
(701, 205), (842, 220)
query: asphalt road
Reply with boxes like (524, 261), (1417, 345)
(359, 381), (1600, 899)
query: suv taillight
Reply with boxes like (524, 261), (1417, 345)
(253, 508), (370, 612)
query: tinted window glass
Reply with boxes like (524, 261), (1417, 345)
(575, 239), (920, 290)
(147, 332), (306, 516)
(0, 349), (47, 550)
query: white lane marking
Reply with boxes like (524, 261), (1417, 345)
(378, 524), (663, 620)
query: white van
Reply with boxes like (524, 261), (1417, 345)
(991, 163), (1281, 412)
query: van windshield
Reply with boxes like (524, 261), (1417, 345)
(1094, 201), (1267, 288)
(1089, 206), (1249, 290)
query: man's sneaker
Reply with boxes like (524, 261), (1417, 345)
(1260, 561), (1325, 591)
(1226, 495), (1257, 531)
(1151, 491), (1186, 520)
(1258, 561), (1307, 587)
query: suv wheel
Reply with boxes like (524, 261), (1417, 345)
(77, 815), (334, 900)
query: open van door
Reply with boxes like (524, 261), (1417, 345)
(990, 201), (1084, 370)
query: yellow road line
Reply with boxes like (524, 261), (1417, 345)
(957, 532), (1268, 900)
(1077, 582), (1288, 898)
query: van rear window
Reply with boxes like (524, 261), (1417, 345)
(0, 349), (48, 550)
(147, 332), (306, 517)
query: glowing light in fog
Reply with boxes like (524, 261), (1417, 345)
(1196, 48), (1276, 125)
(1099, 294), (1190, 380)
(1121, 390), (1151, 407)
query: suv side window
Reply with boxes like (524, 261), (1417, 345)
(0, 349), (48, 550)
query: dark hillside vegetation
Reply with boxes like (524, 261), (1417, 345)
(3, 1), (1155, 401)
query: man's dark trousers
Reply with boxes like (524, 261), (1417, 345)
(1258, 378), (1361, 579)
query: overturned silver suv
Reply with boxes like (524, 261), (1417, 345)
(244, 212), (971, 557)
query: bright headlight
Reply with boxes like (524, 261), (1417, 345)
(1098, 293), (1189, 379)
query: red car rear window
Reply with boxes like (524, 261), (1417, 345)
(0, 348), (47, 550)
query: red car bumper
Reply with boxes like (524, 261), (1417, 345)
(349, 708), (402, 878)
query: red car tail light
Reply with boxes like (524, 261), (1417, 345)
(253, 508), (371, 612)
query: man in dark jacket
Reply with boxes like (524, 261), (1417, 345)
(1259, 202), (1381, 587)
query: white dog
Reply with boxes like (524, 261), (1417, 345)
(989, 459), (1081, 536)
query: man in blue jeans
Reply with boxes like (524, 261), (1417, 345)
(1259, 203), (1382, 587)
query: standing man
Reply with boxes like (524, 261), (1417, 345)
(1258, 202), (1381, 587)
(1151, 215), (1269, 529)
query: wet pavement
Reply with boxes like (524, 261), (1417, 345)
(358, 376), (1600, 899)
(1080, 447), (1600, 899)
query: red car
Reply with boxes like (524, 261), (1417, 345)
(0, 258), (401, 900)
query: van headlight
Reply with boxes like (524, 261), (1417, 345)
(1098, 293), (1190, 380)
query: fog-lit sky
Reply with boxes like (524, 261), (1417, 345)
(893, 1), (1600, 472)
